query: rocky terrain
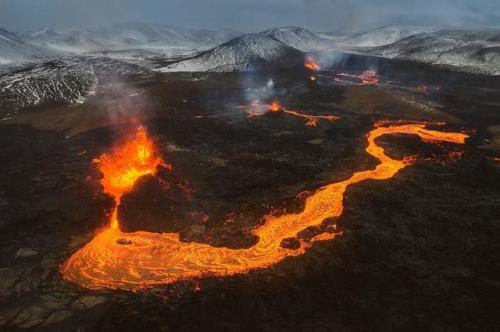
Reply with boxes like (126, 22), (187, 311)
(0, 52), (498, 330)
(0, 58), (150, 115)
(369, 28), (500, 75)
(0, 20), (499, 331)
(0, 28), (54, 65)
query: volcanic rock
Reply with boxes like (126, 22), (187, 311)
(307, 138), (325, 145)
(71, 295), (107, 310)
(0, 39), (499, 331)
(118, 169), (195, 233)
(280, 237), (301, 250)
(179, 223), (206, 243)
(204, 227), (258, 249)
(343, 85), (462, 123)
(116, 238), (132, 245)
(42, 310), (72, 326)
(15, 248), (38, 258)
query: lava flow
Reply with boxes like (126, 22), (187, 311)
(243, 100), (338, 127)
(60, 123), (468, 290)
(335, 70), (380, 85)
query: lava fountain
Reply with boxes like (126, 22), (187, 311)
(95, 126), (163, 229)
(60, 123), (468, 290)
(268, 100), (282, 112)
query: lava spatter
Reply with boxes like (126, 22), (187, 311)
(60, 123), (468, 290)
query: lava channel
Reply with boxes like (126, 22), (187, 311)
(60, 123), (468, 290)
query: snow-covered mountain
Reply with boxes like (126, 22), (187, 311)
(159, 33), (305, 72)
(0, 28), (54, 65)
(330, 26), (437, 47)
(261, 27), (323, 50)
(0, 58), (148, 114)
(159, 27), (321, 72)
(370, 29), (500, 75)
(23, 22), (242, 53)
(3, 23), (499, 82)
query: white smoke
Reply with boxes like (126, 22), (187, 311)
(87, 71), (152, 138)
(266, 78), (274, 90)
(244, 78), (278, 103)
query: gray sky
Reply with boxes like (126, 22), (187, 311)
(1, 0), (500, 32)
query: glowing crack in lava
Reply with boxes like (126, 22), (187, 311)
(60, 123), (468, 290)
(243, 100), (339, 127)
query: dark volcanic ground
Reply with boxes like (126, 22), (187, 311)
(0, 57), (499, 331)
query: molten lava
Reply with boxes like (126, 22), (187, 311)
(359, 70), (379, 85)
(242, 100), (338, 126)
(304, 56), (320, 71)
(282, 109), (338, 127)
(335, 70), (380, 85)
(95, 126), (163, 229)
(61, 123), (468, 290)
(268, 100), (282, 112)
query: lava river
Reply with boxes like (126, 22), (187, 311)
(60, 123), (468, 290)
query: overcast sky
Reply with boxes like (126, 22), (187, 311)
(1, 0), (500, 32)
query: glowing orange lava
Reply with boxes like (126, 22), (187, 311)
(95, 126), (163, 229)
(304, 56), (320, 71)
(283, 109), (338, 127)
(60, 123), (468, 290)
(268, 100), (282, 112)
(243, 100), (338, 126)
